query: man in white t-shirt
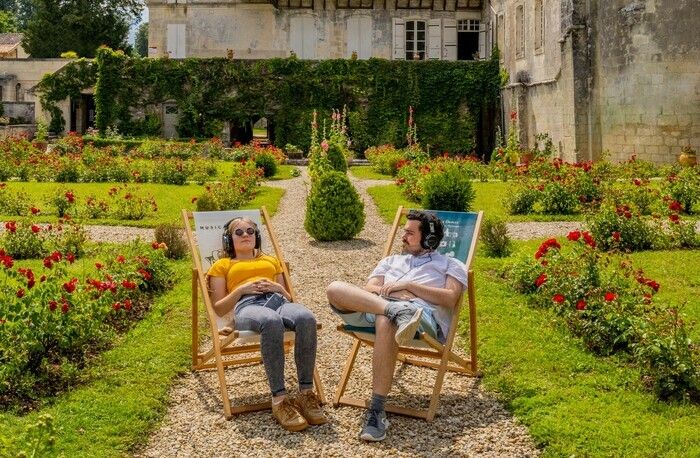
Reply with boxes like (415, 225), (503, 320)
(326, 210), (467, 442)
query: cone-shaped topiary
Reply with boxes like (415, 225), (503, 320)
(326, 141), (348, 173)
(305, 171), (365, 241)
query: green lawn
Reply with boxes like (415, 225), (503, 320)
(348, 165), (394, 180)
(367, 182), (586, 223)
(1, 183), (285, 228)
(471, 241), (700, 457)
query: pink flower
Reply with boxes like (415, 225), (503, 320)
(320, 140), (329, 152)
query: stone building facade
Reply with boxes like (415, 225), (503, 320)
(146, 0), (488, 61)
(487, 0), (700, 163)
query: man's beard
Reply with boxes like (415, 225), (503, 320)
(401, 243), (423, 256)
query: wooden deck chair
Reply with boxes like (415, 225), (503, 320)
(182, 207), (325, 419)
(333, 206), (483, 421)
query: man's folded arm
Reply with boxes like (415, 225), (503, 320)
(403, 275), (464, 309)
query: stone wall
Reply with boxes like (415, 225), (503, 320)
(1, 102), (35, 123)
(594, 0), (700, 163)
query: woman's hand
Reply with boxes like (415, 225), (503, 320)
(255, 279), (285, 295)
(237, 281), (262, 296)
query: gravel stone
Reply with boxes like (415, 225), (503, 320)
(135, 168), (540, 457)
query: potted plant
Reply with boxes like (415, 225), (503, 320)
(678, 145), (697, 167)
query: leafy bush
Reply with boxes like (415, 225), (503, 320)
(586, 204), (656, 252)
(154, 224), (188, 260)
(507, 185), (539, 215)
(305, 171), (365, 241)
(254, 152), (278, 178)
(541, 181), (578, 214)
(666, 167), (700, 213)
(0, 185), (32, 216)
(364, 145), (404, 176)
(326, 141), (348, 173)
(47, 188), (77, 217)
(480, 217), (512, 258)
(1, 220), (88, 259)
(421, 163), (475, 212)
(151, 159), (188, 185)
(196, 162), (261, 211)
(108, 186), (158, 220)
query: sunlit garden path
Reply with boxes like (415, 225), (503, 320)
(136, 168), (539, 457)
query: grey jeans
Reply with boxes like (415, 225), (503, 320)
(235, 293), (317, 397)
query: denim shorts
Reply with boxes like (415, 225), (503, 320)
(331, 300), (444, 343)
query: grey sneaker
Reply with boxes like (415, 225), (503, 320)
(359, 409), (390, 442)
(386, 302), (423, 345)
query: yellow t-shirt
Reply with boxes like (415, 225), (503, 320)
(207, 255), (283, 293)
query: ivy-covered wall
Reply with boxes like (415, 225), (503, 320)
(41, 48), (500, 155)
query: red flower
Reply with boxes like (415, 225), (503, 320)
(534, 273), (547, 288)
(31, 224), (41, 233)
(61, 301), (70, 313)
(575, 299), (586, 310)
(612, 231), (621, 241)
(4, 221), (16, 233)
(50, 251), (62, 262)
(49, 300), (58, 312)
(646, 280), (660, 292)
(95, 262), (103, 270)
(30, 206), (40, 215)
(116, 255), (126, 263)
(65, 191), (75, 203)
(113, 302), (121, 311)
(582, 232), (596, 248)
(567, 231), (582, 242)
(151, 241), (160, 249)
(191, 197), (198, 203)
(510, 111), (518, 121)
(669, 214), (679, 223)
(43, 257), (53, 269)
(633, 178), (641, 186)
(121, 279), (137, 290)
(552, 294), (566, 304)
(27, 278), (35, 289)
(604, 292), (617, 302)
(66, 253), (75, 264)
(1, 255), (13, 269)
(123, 299), (133, 311)
(63, 278), (78, 293)
(669, 200), (682, 212)
(16, 289), (25, 298)
(40, 275), (47, 282)
(138, 268), (152, 281)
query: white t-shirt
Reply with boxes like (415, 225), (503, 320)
(368, 252), (468, 335)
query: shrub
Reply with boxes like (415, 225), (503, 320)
(326, 141), (348, 173)
(0, 185), (32, 216)
(55, 155), (82, 182)
(254, 152), (278, 178)
(364, 145), (404, 176)
(47, 188), (77, 217)
(421, 163), (475, 212)
(666, 167), (700, 213)
(196, 162), (261, 211)
(151, 159), (188, 185)
(586, 204), (656, 252)
(108, 186), (158, 220)
(541, 181), (578, 214)
(154, 224), (188, 260)
(1, 221), (45, 259)
(480, 217), (512, 258)
(305, 171), (365, 241)
(507, 185), (539, 215)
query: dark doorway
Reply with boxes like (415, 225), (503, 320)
(69, 94), (95, 133)
(458, 32), (479, 60)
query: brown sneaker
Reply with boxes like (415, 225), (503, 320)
(291, 390), (328, 426)
(272, 397), (308, 432)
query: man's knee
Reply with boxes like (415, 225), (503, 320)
(326, 280), (349, 304)
(375, 315), (395, 335)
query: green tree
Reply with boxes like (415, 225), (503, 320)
(134, 21), (148, 57)
(0, 0), (34, 29)
(21, 0), (143, 58)
(0, 10), (18, 33)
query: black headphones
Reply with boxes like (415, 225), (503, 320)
(222, 217), (261, 258)
(408, 210), (445, 251)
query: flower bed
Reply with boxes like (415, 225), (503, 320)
(509, 234), (700, 401)
(0, 241), (174, 410)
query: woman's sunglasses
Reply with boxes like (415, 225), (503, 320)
(234, 227), (256, 237)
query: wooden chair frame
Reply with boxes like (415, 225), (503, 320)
(333, 206), (482, 421)
(182, 207), (325, 419)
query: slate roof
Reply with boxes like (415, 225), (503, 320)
(0, 33), (23, 54)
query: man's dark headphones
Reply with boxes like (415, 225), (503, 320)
(222, 217), (261, 258)
(408, 210), (445, 251)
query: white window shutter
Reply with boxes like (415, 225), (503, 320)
(303, 16), (317, 59)
(442, 19), (457, 61)
(166, 24), (177, 57)
(290, 16), (303, 57)
(428, 19), (442, 60)
(347, 16), (360, 59)
(478, 22), (486, 59)
(393, 18), (405, 60)
(177, 24), (186, 58)
(359, 16), (372, 59)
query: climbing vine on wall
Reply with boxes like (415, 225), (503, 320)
(37, 59), (97, 133)
(40, 48), (500, 154)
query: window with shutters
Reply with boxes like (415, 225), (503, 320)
(395, 0), (432, 9)
(346, 16), (373, 59)
(515, 5), (524, 59)
(15, 83), (22, 102)
(534, 0), (544, 53)
(336, 0), (372, 8)
(277, 0), (314, 7)
(405, 20), (426, 60)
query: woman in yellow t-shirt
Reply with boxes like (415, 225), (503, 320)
(208, 217), (326, 432)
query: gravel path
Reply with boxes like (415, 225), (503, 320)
(136, 168), (539, 457)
